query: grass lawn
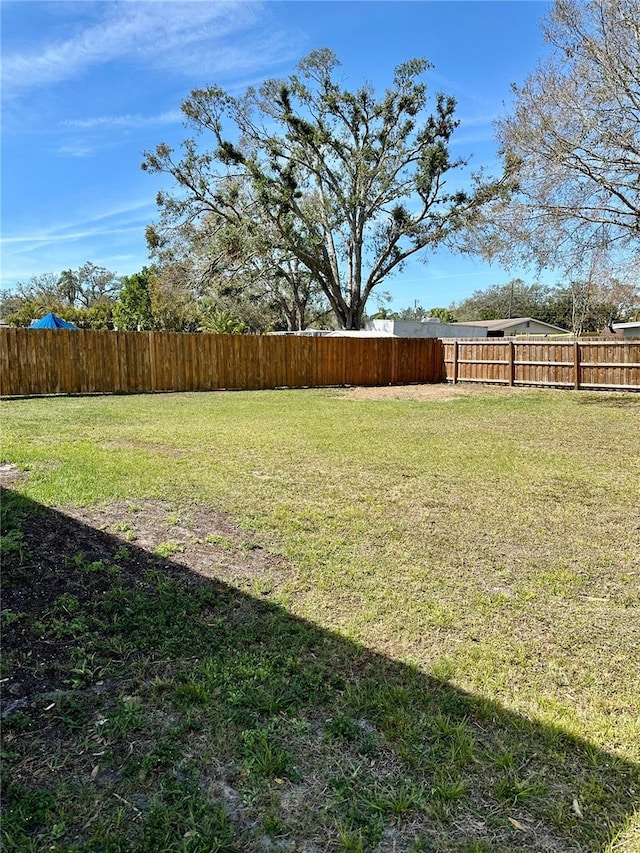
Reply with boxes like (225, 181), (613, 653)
(1, 384), (639, 852)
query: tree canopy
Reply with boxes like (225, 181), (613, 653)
(476, 0), (640, 274)
(143, 49), (508, 329)
(113, 269), (154, 331)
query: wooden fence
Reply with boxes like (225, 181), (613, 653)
(0, 328), (443, 397)
(443, 339), (640, 391)
(3, 329), (639, 397)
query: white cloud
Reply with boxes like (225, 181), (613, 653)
(55, 141), (97, 158)
(62, 110), (183, 130)
(2, 1), (302, 97)
(1, 200), (155, 249)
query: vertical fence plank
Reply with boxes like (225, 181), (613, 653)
(508, 340), (514, 387)
(148, 332), (157, 392)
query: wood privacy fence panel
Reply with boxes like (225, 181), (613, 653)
(0, 328), (444, 397)
(444, 340), (640, 391)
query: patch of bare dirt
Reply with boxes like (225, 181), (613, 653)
(64, 499), (291, 590)
(336, 383), (532, 402)
(0, 462), (27, 486)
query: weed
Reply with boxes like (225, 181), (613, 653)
(0, 528), (25, 561)
(2, 711), (32, 734)
(486, 743), (525, 772)
(241, 729), (292, 780)
(336, 825), (365, 852)
(68, 648), (106, 688)
(172, 681), (211, 707)
(326, 714), (360, 741)
(205, 534), (235, 550)
(1, 609), (26, 627)
(262, 811), (287, 837)
(496, 775), (546, 805)
(1, 782), (56, 842)
(138, 741), (182, 778)
(107, 700), (145, 739)
(431, 775), (467, 803)
(135, 776), (237, 852)
(153, 541), (185, 558)
(372, 780), (423, 818)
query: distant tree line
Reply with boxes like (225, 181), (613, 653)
(0, 262), (333, 333)
(372, 275), (639, 336)
(3, 266), (637, 337)
(0, 263), (121, 329)
(451, 276), (639, 335)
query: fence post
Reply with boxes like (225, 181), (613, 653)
(452, 340), (459, 384)
(508, 340), (515, 386)
(574, 340), (581, 390)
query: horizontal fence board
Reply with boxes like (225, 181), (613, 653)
(443, 339), (640, 392)
(0, 329), (444, 397)
(580, 382), (640, 390)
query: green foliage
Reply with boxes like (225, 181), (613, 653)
(57, 262), (121, 308)
(241, 728), (293, 780)
(452, 279), (554, 323)
(113, 267), (154, 331)
(426, 306), (457, 323)
(1, 298), (47, 328)
(2, 782), (57, 846)
(147, 261), (202, 331)
(369, 304), (458, 323)
(153, 541), (185, 558)
(65, 302), (115, 330)
(148, 187), (331, 332)
(198, 302), (246, 334)
(0, 528), (25, 562)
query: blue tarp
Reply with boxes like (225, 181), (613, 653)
(30, 312), (78, 329)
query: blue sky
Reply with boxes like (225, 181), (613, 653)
(1, 0), (553, 310)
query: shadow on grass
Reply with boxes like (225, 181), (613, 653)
(1, 488), (638, 852)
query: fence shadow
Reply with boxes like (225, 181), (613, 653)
(2, 489), (638, 851)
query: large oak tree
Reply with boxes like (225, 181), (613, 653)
(143, 49), (507, 329)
